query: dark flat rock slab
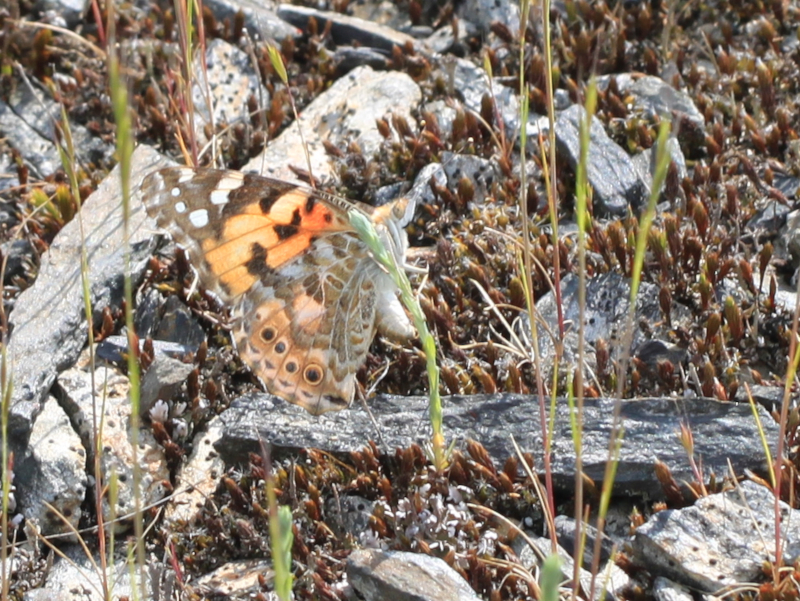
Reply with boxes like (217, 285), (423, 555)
(216, 393), (777, 498)
(204, 0), (299, 42)
(277, 4), (418, 53)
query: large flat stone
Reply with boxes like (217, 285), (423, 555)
(6, 145), (166, 447)
(215, 393), (778, 498)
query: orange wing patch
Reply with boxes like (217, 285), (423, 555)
(201, 189), (351, 296)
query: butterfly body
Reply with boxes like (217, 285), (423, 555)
(142, 167), (415, 415)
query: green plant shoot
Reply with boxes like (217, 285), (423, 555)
(540, 553), (562, 601)
(271, 505), (294, 599)
(348, 210), (445, 471)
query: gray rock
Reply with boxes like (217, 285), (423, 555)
(242, 66), (421, 182)
(441, 152), (499, 202)
(0, 75), (113, 179)
(633, 340), (689, 374)
(631, 136), (687, 200)
(154, 295), (206, 352)
(633, 481), (800, 592)
(6, 145), (163, 450)
(191, 559), (274, 599)
(0, 203), (19, 235)
(0, 100), (61, 178)
(216, 393), (778, 499)
(347, 549), (482, 601)
(773, 172), (800, 200)
(22, 543), (154, 601)
(15, 395), (86, 538)
(203, 0), (299, 42)
(599, 74), (705, 149)
(556, 104), (648, 215)
(134, 288), (163, 341)
(519, 537), (629, 601)
(373, 182), (406, 205)
(553, 88), (572, 111)
(602, 502), (639, 540)
(553, 515), (615, 570)
(458, 0), (520, 35)
(2, 238), (37, 282)
(57, 364), (169, 531)
(192, 38), (269, 149)
(449, 58), (520, 133)
(422, 99), (458, 139)
(139, 354), (194, 417)
(733, 384), (786, 410)
(333, 46), (391, 74)
(34, 0), (87, 27)
(408, 162), (447, 207)
(783, 209), (800, 265)
(348, 0), (405, 29)
(623, 75), (704, 131)
(534, 272), (688, 379)
(425, 19), (479, 55)
(748, 199), (790, 232)
(653, 577), (694, 601)
(164, 418), (224, 526)
(408, 25), (435, 38)
(0, 154), (20, 192)
(326, 495), (375, 540)
(277, 4), (418, 53)
(96, 336), (197, 364)
(373, 162), (446, 213)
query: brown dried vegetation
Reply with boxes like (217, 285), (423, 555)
(5, 0), (800, 597)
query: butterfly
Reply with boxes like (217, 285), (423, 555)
(141, 167), (417, 415)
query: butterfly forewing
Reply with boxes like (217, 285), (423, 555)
(142, 167), (354, 302)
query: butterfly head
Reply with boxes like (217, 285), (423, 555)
(372, 197), (415, 267)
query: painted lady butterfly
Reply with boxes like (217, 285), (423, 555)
(142, 167), (417, 414)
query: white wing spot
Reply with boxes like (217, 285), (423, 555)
(210, 190), (230, 205)
(175, 201), (187, 213)
(170, 187), (181, 197)
(177, 169), (195, 183)
(219, 174), (245, 188)
(189, 209), (209, 228)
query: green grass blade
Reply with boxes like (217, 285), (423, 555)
(272, 505), (294, 599)
(108, 12), (142, 596)
(540, 554), (562, 601)
(348, 210), (445, 469)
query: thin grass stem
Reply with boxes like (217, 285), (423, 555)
(55, 101), (111, 595)
(0, 275), (10, 601)
(349, 211), (445, 470)
(570, 77), (597, 598)
(772, 307), (800, 577)
(588, 119), (672, 599)
(107, 7), (143, 596)
(518, 0), (557, 541)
